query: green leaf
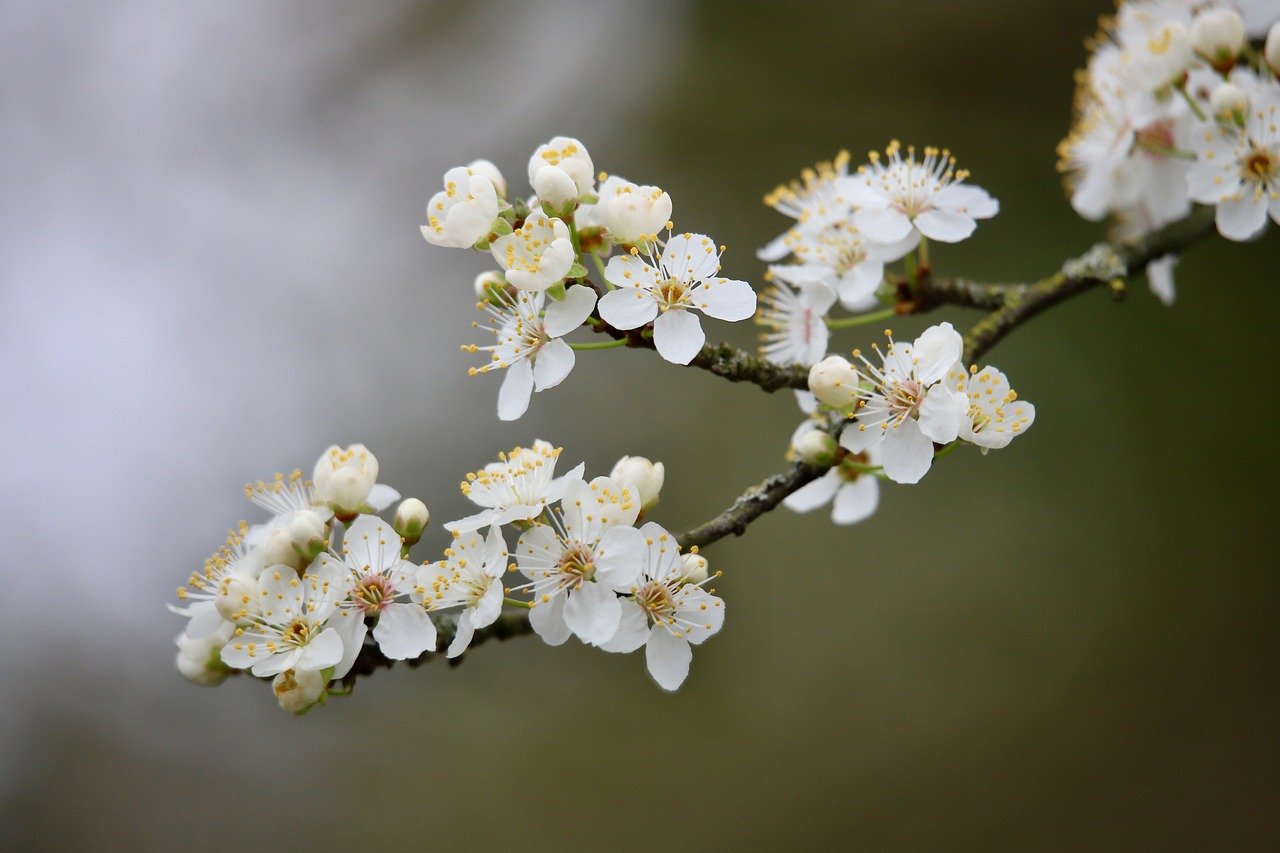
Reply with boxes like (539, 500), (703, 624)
(546, 281), (567, 301)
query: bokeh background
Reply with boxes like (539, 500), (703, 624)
(3, 1), (1278, 848)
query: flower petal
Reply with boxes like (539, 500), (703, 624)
(831, 477), (879, 525)
(296, 626), (344, 671)
(598, 287), (659, 330)
(593, 525), (646, 590)
(645, 629), (693, 692)
(661, 232), (720, 281)
(854, 207), (916, 245)
(531, 337), (575, 391)
(880, 420), (935, 485)
(783, 470), (841, 513)
(912, 322), (963, 384)
(543, 284), (598, 337)
(652, 309), (705, 364)
(563, 582), (622, 646)
(497, 357), (534, 421)
(446, 609), (475, 658)
(372, 602), (437, 660)
(599, 599), (650, 653)
(694, 278), (757, 322)
(914, 209), (976, 243)
(1216, 195), (1268, 241)
(528, 591), (571, 646)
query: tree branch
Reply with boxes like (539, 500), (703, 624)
(676, 461), (825, 550)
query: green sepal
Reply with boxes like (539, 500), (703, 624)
(546, 281), (567, 302)
(567, 262), (588, 279)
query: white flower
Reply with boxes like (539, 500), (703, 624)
(944, 363), (1037, 451)
(175, 617), (235, 686)
(416, 525), (509, 658)
(464, 283), (597, 421)
(757, 150), (859, 261)
(220, 562), (348, 678)
(446, 440), (585, 533)
(514, 477), (646, 647)
(313, 444), (399, 516)
(170, 522), (267, 631)
(599, 232), (757, 364)
(1191, 8), (1246, 68)
(528, 136), (595, 208)
(490, 211), (576, 292)
(841, 323), (969, 485)
(785, 427), (881, 526)
(1188, 89), (1280, 240)
(609, 455), (665, 509)
(598, 178), (673, 244)
(848, 141), (998, 247)
(315, 515), (436, 663)
(775, 224), (913, 311)
(421, 164), (501, 249)
(242, 470), (335, 568)
(466, 158), (506, 197)
(272, 668), (327, 713)
(1146, 254), (1179, 306)
(807, 354), (860, 409)
(599, 521), (724, 692)
(756, 276), (836, 366)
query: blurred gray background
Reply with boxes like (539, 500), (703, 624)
(2, 1), (1277, 849)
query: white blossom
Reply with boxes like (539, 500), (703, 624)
(848, 141), (998, 247)
(175, 617), (235, 686)
(599, 522), (724, 692)
(944, 363), (1037, 451)
(757, 150), (859, 261)
(775, 224), (913, 311)
(785, 425), (881, 526)
(1187, 89), (1280, 240)
(446, 440), (585, 533)
(315, 515), (435, 664)
(170, 522), (266, 632)
(841, 323), (968, 485)
(421, 164), (502, 248)
(514, 477), (646, 647)
(609, 455), (665, 510)
(1191, 8), (1246, 68)
(416, 525), (509, 658)
(756, 275), (836, 366)
(528, 136), (595, 208)
(272, 668), (327, 713)
(490, 211), (576, 292)
(464, 284), (598, 421)
(598, 177), (673, 244)
(220, 561), (348, 678)
(599, 232), (756, 364)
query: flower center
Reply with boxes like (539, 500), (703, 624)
(354, 575), (396, 613)
(1243, 149), (1277, 184)
(886, 379), (923, 419)
(636, 581), (675, 621)
(557, 544), (596, 587)
(836, 451), (871, 483)
(656, 279), (689, 310)
(283, 619), (312, 647)
(1135, 121), (1175, 159)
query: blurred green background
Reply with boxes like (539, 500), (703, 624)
(2, 0), (1277, 849)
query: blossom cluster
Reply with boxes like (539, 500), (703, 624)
(172, 442), (719, 713)
(1059, 1), (1280, 303)
(423, 136), (757, 420)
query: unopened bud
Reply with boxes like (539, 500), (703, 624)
(532, 166), (579, 209)
(808, 356), (861, 409)
(272, 668), (327, 714)
(175, 625), (233, 686)
(1190, 9), (1245, 70)
(609, 456), (665, 509)
(1266, 22), (1280, 75)
(474, 270), (510, 304)
(214, 575), (257, 623)
(394, 498), (430, 546)
(260, 526), (304, 571)
(680, 552), (709, 584)
(1210, 82), (1248, 125)
(313, 444), (380, 516)
(795, 429), (839, 467)
(289, 509), (327, 561)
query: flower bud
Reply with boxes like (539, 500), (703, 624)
(600, 180), (673, 244)
(808, 356), (861, 409)
(474, 270), (509, 303)
(394, 498), (430, 546)
(259, 526), (304, 571)
(795, 429), (838, 467)
(313, 444), (379, 515)
(1266, 22), (1280, 75)
(532, 166), (580, 209)
(1190, 9), (1245, 70)
(175, 625), (233, 686)
(467, 158), (506, 197)
(609, 455), (665, 509)
(214, 574), (257, 623)
(272, 668), (327, 714)
(680, 552), (709, 584)
(289, 509), (327, 562)
(1210, 82), (1248, 124)
(527, 136), (594, 197)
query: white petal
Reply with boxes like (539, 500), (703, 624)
(836, 175), (888, 208)
(652, 310), (705, 364)
(562, 583), (622, 646)
(372, 603), (437, 660)
(598, 287), (659, 330)
(496, 357), (534, 421)
(256, 567), (304, 624)
(446, 610), (475, 658)
(593, 525), (646, 590)
(296, 627), (344, 671)
(854, 207), (916, 245)
(675, 587), (724, 645)
(343, 515), (400, 574)
(543, 284), (598, 337)
(661, 232), (720, 281)
(836, 261), (883, 308)
(603, 253), (660, 290)
(914, 209), (976, 243)
(782, 470), (841, 513)
(831, 477), (879, 525)
(599, 599), (650, 653)
(933, 184), (999, 219)
(531, 337), (575, 391)
(917, 385), (967, 444)
(880, 420), (935, 485)
(838, 421), (881, 453)
(1146, 255), (1178, 307)
(911, 322), (963, 384)
(1216, 195), (1269, 241)
(695, 278), (756, 321)
(366, 482), (400, 511)
(645, 629), (693, 692)
(756, 232), (792, 262)
(330, 610), (367, 679)
(471, 577), (504, 629)
(528, 591), (571, 646)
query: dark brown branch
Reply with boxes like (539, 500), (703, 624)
(676, 460), (825, 551)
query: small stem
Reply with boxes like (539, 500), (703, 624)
(569, 338), (628, 351)
(1177, 84), (1209, 122)
(933, 440), (962, 460)
(826, 307), (899, 330)
(918, 236), (930, 270)
(904, 252), (918, 293)
(503, 597), (532, 609)
(1135, 138), (1197, 161)
(589, 251), (610, 288)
